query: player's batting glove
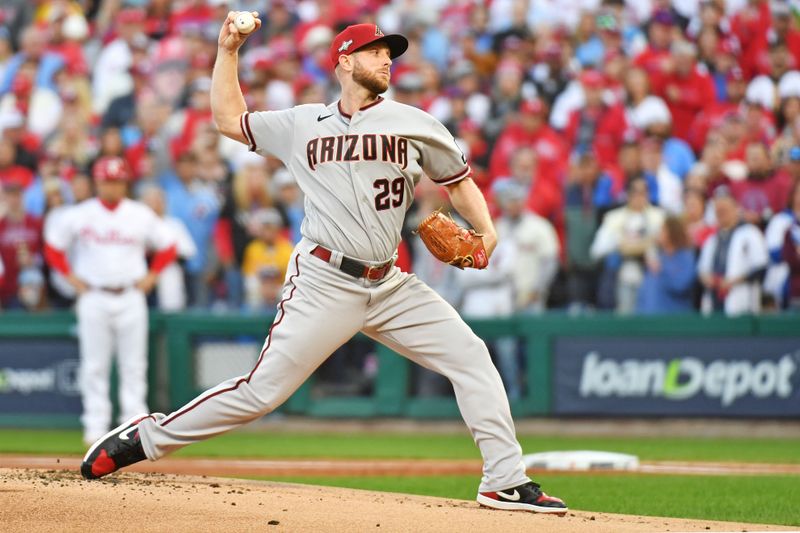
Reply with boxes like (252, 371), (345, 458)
(414, 210), (489, 270)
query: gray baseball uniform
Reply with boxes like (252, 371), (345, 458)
(137, 97), (530, 492)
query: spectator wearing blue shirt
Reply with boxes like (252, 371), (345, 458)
(637, 215), (697, 313)
(468, 5), (495, 56)
(631, 96), (696, 180)
(299, 26), (334, 85)
(575, 11), (624, 68)
(419, 22), (449, 73)
(0, 27), (64, 94)
(161, 151), (220, 308)
(272, 167), (303, 244)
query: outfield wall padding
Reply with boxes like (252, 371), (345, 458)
(0, 312), (797, 426)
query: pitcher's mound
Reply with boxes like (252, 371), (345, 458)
(0, 468), (792, 532)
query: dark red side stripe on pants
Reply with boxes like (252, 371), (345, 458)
(161, 254), (302, 427)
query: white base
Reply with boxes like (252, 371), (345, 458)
(523, 450), (639, 471)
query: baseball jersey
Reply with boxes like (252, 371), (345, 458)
(0, 213), (42, 304)
(240, 97), (470, 262)
(45, 198), (174, 287)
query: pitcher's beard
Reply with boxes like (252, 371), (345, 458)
(353, 62), (389, 95)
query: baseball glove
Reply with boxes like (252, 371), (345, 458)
(414, 210), (489, 269)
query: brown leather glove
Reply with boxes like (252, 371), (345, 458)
(414, 211), (489, 269)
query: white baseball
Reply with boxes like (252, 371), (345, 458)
(234, 12), (256, 35)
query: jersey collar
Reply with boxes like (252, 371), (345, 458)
(337, 96), (384, 119)
(99, 198), (123, 211)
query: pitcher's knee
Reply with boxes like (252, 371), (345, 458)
(466, 336), (494, 364)
(239, 380), (282, 418)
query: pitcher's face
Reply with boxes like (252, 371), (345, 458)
(352, 43), (392, 95)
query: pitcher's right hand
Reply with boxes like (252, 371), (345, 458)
(218, 11), (261, 53)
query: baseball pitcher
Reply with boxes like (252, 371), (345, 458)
(80, 15), (566, 514)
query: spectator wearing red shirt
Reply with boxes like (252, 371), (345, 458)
(169, 0), (216, 32)
(731, 0), (772, 78)
(731, 141), (794, 226)
(169, 77), (214, 161)
(742, 97), (778, 148)
(489, 99), (566, 184)
(657, 40), (716, 142)
(500, 146), (564, 244)
(0, 137), (34, 189)
(0, 178), (43, 308)
(455, 119), (490, 193)
(770, 2), (800, 62)
(689, 66), (748, 153)
(47, 9), (90, 77)
(143, 0), (175, 40)
(564, 70), (627, 170)
(633, 8), (676, 77)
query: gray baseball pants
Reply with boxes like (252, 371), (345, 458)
(138, 238), (529, 491)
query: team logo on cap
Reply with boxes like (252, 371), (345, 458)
(108, 159), (123, 174)
(338, 39), (353, 52)
(375, 26), (383, 36)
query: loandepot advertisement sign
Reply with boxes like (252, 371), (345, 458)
(0, 340), (81, 416)
(553, 338), (800, 416)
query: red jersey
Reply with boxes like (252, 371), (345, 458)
(488, 123), (567, 183)
(564, 104), (628, 169)
(687, 101), (740, 153)
(658, 66), (716, 142)
(730, 170), (794, 219)
(0, 214), (43, 304)
(526, 177), (565, 248)
(633, 46), (671, 78)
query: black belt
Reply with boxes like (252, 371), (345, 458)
(310, 246), (392, 281)
(96, 286), (129, 295)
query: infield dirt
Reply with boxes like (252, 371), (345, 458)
(1, 467), (795, 533)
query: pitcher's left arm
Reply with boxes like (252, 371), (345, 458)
(446, 177), (497, 257)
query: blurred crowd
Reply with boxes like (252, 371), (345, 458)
(1, 0), (800, 319)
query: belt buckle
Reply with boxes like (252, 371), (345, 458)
(365, 262), (389, 281)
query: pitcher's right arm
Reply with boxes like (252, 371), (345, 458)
(211, 11), (261, 143)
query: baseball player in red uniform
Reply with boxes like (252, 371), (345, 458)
(44, 156), (177, 446)
(80, 15), (567, 515)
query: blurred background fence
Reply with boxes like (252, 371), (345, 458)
(1, 311), (798, 428)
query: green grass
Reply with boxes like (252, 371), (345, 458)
(2, 429), (799, 525)
(247, 474), (800, 527)
(1, 429), (799, 464)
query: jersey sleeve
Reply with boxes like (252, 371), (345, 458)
(419, 116), (471, 186)
(44, 207), (76, 250)
(240, 109), (296, 163)
(172, 219), (198, 259)
(143, 207), (176, 251)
